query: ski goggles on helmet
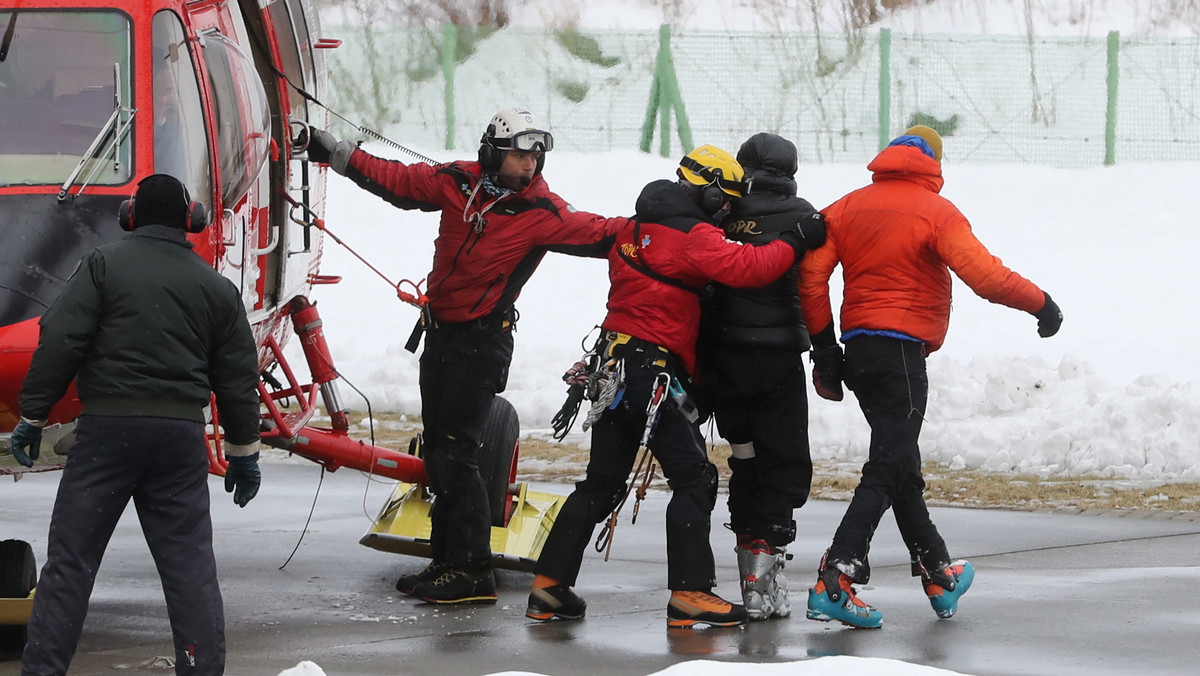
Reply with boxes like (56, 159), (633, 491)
(494, 129), (554, 153)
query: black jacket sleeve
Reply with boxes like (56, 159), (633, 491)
(209, 292), (260, 445)
(18, 254), (104, 420)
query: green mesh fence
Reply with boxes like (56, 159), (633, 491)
(888, 33), (1114, 167)
(325, 25), (1200, 167)
(1117, 37), (1200, 163)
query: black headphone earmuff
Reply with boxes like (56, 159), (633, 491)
(478, 124), (502, 172)
(184, 200), (209, 234)
(118, 199), (135, 231)
(697, 184), (727, 216)
(119, 175), (209, 234)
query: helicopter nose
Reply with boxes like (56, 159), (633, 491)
(0, 286), (46, 330)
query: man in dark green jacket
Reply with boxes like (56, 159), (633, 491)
(10, 174), (261, 676)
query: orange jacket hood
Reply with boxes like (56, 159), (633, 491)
(867, 144), (945, 194)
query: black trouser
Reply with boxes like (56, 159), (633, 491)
(704, 347), (811, 548)
(22, 415), (224, 676)
(535, 359), (719, 591)
(419, 317), (513, 570)
(826, 335), (949, 584)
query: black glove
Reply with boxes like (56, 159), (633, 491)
(306, 129), (339, 165)
(224, 450), (261, 508)
(797, 212), (827, 248)
(1034, 292), (1062, 338)
(9, 418), (43, 468)
(551, 383), (586, 441)
(810, 345), (845, 402)
(777, 212), (827, 260)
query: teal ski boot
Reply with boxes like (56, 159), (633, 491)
(923, 560), (974, 619)
(806, 565), (882, 629)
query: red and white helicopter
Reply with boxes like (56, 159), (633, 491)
(0, 0), (555, 645)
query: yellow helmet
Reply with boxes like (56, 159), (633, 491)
(677, 144), (748, 197)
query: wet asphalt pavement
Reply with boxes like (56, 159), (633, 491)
(2, 456), (1198, 676)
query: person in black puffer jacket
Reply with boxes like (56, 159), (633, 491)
(698, 132), (825, 621)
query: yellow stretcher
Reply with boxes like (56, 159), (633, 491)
(359, 481), (566, 571)
(356, 396), (567, 570)
(0, 593), (34, 626)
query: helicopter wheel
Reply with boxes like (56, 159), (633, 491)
(0, 539), (37, 655)
(478, 396), (520, 527)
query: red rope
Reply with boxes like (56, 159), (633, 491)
(278, 190), (428, 308)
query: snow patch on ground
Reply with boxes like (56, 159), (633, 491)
(278, 655), (976, 676)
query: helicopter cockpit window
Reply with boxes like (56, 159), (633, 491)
(200, 30), (269, 210)
(0, 11), (133, 187)
(152, 11), (211, 209)
(268, 0), (306, 125)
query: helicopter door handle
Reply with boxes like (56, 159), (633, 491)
(250, 222), (280, 256)
(314, 38), (342, 49)
(221, 209), (237, 246)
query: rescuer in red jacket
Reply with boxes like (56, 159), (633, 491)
(307, 108), (629, 604)
(799, 125), (1063, 628)
(525, 145), (825, 628)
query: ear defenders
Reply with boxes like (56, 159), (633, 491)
(119, 174), (209, 234)
(697, 184), (727, 216)
(478, 124), (503, 172)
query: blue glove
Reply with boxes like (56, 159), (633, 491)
(224, 450), (261, 508)
(10, 419), (44, 468)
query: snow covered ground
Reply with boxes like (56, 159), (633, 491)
(306, 0), (1200, 486)
(308, 153), (1200, 485)
(279, 655), (974, 676)
(283, 2), (1199, 675)
(291, 131), (1200, 676)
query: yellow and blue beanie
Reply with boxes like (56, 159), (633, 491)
(888, 125), (943, 162)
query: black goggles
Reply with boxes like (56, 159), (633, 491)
(496, 130), (554, 153)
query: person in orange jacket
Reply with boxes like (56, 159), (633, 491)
(798, 125), (1063, 628)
